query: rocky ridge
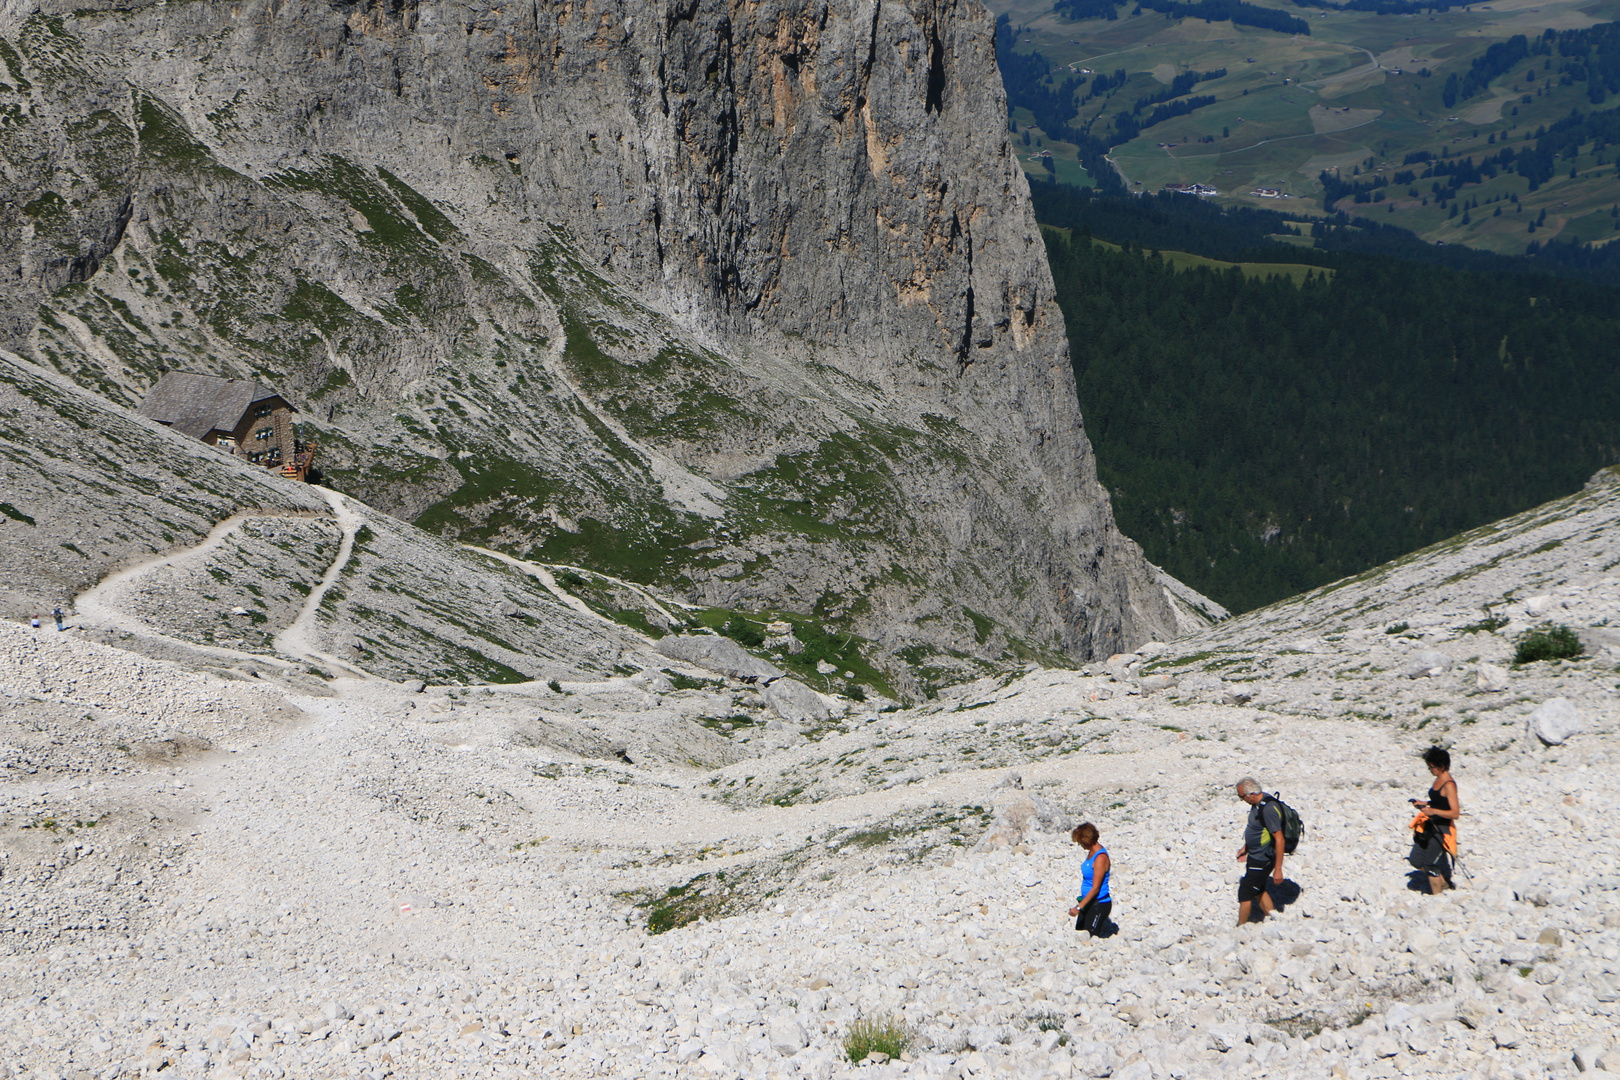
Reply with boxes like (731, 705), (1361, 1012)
(0, 471), (1615, 1079)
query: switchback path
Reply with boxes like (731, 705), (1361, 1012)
(72, 509), (308, 673)
(271, 486), (370, 678)
(72, 486), (372, 678)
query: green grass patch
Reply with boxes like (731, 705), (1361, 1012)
(842, 1013), (914, 1063)
(611, 608), (665, 639)
(963, 606), (994, 645)
(376, 167), (460, 242)
(1088, 238), (1332, 285)
(136, 94), (232, 176)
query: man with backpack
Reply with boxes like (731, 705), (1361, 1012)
(1234, 777), (1294, 925)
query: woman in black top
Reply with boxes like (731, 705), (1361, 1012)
(1410, 745), (1460, 894)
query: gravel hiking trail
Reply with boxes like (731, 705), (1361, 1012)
(71, 486), (371, 678)
(467, 545), (683, 628)
(73, 510), (309, 673)
(271, 487), (370, 678)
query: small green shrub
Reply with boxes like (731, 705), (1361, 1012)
(721, 615), (765, 648)
(547, 678), (563, 694)
(1385, 622), (1409, 635)
(0, 502), (35, 526)
(842, 1013), (913, 1062)
(1460, 613), (1508, 634)
(668, 671), (721, 692)
(1031, 1011), (1066, 1033)
(1514, 623), (1583, 664)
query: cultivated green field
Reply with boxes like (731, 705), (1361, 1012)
(1057, 231), (1337, 282)
(995, 0), (1620, 252)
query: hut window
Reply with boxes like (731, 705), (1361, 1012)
(255, 428), (274, 441)
(255, 405), (274, 418)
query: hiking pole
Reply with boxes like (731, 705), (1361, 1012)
(1451, 817), (1472, 886)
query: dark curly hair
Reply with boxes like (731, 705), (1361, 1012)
(1422, 745), (1450, 771)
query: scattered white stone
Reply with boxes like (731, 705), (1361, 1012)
(6, 477), (1620, 1080)
(1476, 662), (1511, 692)
(768, 1016), (807, 1055)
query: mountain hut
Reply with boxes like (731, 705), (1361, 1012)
(137, 372), (312, 478)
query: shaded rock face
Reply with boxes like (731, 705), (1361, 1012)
(1, 0), (1197, 670)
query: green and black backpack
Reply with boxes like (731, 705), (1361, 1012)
(1261, 793), (1304, 854)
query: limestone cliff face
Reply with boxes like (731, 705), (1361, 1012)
(0, 0), (1213, 681)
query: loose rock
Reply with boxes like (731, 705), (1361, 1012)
(1531, 697), (1585, 745)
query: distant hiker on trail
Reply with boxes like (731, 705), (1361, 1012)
(1235, 777), (1285, 925)
(1068, 823), (1111, 937)
(52, 607), (64, 631)
(1409, 746), (1460, 895)
(29, 616), (40, 629)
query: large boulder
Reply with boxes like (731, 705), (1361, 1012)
(1105, 653), (1140, 683)
(762, 678), (834, 724)
(974, 773), (1073, 851)
(1530, 698), (1584, 745)
(1139, 673), (1178, 695)
(655, 635), (784, 682)
(1403, 650), (1455, 678)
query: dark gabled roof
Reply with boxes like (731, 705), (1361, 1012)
(136, 372), (292, 434)
(169, 414), (219, 439)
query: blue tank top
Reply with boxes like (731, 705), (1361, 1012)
(1081, 847), (1111, 904)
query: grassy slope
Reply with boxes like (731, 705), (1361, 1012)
(993, 0), (1620, 254)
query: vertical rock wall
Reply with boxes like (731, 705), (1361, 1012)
(0, 0), (1207, 667)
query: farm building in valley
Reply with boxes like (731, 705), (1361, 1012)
(137, 372), (310, 477)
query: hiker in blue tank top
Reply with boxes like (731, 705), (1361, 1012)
(1068, 823), (1112, 937)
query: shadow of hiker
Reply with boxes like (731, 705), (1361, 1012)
(1270, 878), (1303, 912)
(1405, 869), (1452, 893)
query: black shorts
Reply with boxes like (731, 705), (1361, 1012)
(1409, 833), (1453, 880)
(1075, 900), (1111, 937)
(1238, 859), (1274, 902)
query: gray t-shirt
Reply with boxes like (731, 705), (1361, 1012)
(1244, 798), (1284, 861)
